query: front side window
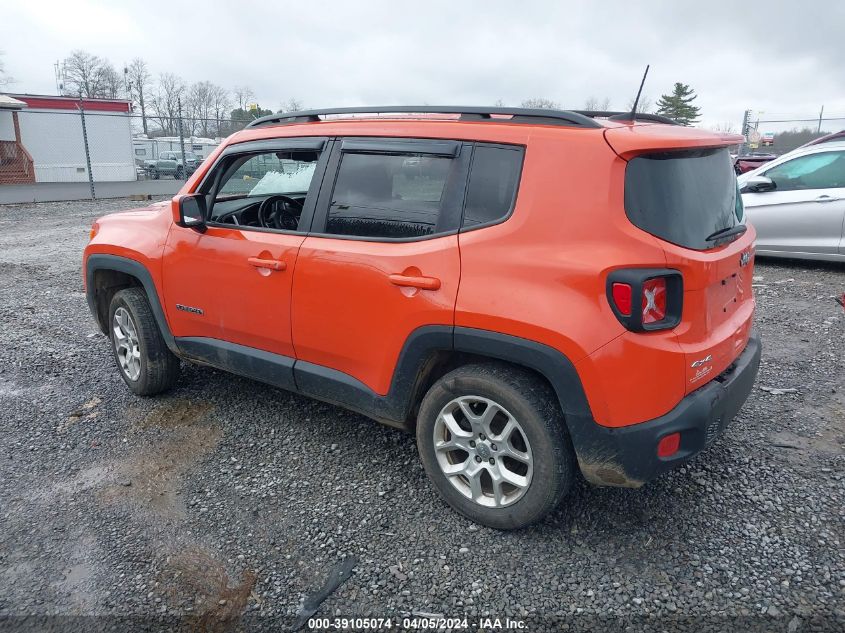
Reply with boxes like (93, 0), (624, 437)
(763, 151), (845, 191)
(216, 151), (318, 200)
(325, 152), (453, 239)
(207, 149), (321, 229)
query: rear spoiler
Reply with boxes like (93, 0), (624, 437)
(603, 125), (745, 160)
(573, 110), (678, 126)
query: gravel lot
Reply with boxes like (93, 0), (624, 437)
(0, 198), (843, 632)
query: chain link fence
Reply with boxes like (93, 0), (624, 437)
(0, 106), (256, 199)
(743, 113), (845, 155)
(3, 103), (845, 200)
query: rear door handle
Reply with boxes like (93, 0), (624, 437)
(388, 274), (441, 291)
(815, 195), (841, 203)
(247, 257), (286, 271)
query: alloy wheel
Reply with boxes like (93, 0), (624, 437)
(433, 395), (533, 508)
(112, 307), (141, 381)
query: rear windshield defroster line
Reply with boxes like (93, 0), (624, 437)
(624, 147), (742, 250)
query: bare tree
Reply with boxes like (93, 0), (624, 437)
(186, 81), (213, 136)
(711, 121), (738, 134)
(583, 96), (611, 111)
(234, 86), (255, 111)
(62, 50), (116, 98)
(101, 64), (123, 99)
(150, 72), (186, 136)
(127, 58), (151, 135)
(0, 50), (14, 87)
(626, 94), (653, 114)
(211, 84), (231, 138)
(520, 98), (560, 109)
(493, 98), (505, 107)
(186, 81), (232, 137)
(279, 98), (303, 113)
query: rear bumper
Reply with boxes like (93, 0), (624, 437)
(570, 328), (762, 487)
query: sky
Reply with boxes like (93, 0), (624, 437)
(2, 0), (844, 133)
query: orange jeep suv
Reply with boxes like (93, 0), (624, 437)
(83, 106), (761, 529)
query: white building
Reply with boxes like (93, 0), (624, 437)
(0, 94), (136, 183)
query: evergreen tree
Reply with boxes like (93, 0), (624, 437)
(655, 83), (701, 126)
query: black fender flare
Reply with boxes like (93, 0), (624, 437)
(85, 254), (177, 352)
(452, 327), (594, 426)
(296, 325), (596, 433)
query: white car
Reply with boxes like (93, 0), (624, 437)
(738, 140), (845, 261)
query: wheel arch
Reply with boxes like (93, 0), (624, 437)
(85, 254), (177, 353)
(392, 326), (595, 434)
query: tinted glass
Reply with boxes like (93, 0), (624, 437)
(326, 153), (452, 239)
(217, 151), (318, 200)
(463, 145), (523, 228)
(763, 151), (845, 191)
(625, 148), (741, 250)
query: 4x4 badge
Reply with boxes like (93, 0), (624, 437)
(739, 251), (751, 267)
(690, 354), (712, 368)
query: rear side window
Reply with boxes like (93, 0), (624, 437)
(462, 145), (523, 228)
(625, 147), (741, 250)
(326, 153), (453, 239)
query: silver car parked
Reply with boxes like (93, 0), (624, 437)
(738, 140), (845, 262)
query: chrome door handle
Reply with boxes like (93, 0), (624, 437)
(814, 195), (841, 203)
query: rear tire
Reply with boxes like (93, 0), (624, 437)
(416, 362), (574, 529)
(175, 166), (184, 180)
(108, 288), (180, 395)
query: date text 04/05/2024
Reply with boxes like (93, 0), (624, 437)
(307, 616), (526, 630)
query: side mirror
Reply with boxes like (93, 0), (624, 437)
(172, 194), (207, 231)
(741, 176), (776, 193)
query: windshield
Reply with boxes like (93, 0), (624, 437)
(625, 147), (742, 250)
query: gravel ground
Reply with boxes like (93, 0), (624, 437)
(0, 198), (843, 633)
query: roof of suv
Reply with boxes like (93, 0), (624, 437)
(246, 106), (678, 130)
(222, 106), (744, 159)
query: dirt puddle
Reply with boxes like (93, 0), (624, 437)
(158, 545), (257, 632)
(99, 399), (220, 517)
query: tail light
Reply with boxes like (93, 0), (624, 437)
(641, 277), (666, 324)
(611, 283), (633, 316)
(606, 269), (683, 331)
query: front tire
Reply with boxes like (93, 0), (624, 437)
(108, 288), (180, 395)
(416, 363), (575, 529)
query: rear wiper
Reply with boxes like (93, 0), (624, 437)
(705, 224), (747, 243)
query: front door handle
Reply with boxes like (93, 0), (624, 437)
(388, 273), (441, 291)
(248, 257), (286, 271)
(815, 195), (841, 203)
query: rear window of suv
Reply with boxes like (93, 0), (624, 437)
(327, 152), (453, 239)
(624, 147), (742, 250)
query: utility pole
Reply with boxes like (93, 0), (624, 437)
(739, 109), (751, 156)
(818, 105), (824, 133)
(78, 101), (96, 200)
(53, 61), (64, 95)
(177, 96), (187, 179)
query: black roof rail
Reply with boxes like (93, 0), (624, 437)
(245, 106), (603, 129)
(574, 110), (679, 125)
